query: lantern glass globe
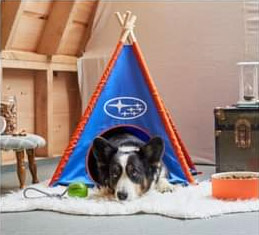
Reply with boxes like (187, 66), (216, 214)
(237, 62), (259, 106)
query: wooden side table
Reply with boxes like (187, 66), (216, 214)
(0, 134), (46, 188)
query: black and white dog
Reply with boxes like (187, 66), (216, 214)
(92, 133), (174, 201)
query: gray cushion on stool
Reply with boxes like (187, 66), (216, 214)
(0, 134), (46, 151)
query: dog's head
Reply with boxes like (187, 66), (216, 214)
(92, 136), (164, 201)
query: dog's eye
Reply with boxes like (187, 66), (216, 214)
(127, 164), (138, 177)
(111, 170), (119, 179)
(131, 168), (138, 177)
(112, 173), (118, 178)
(110, 164), (121, 179)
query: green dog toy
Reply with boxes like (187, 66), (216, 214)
(68, 182), (88, 198)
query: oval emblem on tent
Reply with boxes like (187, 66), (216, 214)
(104, 97), (147, 120)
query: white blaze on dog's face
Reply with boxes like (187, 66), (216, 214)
(114, 147), (141, 201)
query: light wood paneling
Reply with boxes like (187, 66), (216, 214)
(37, 1), (75, 55)
(34, 70), (53, 157)
(11, 14), (47, 51)
(2, 58), (77, 72)
(1, 0), (93, 164)
(23, 1), (52, 16)
(1, 69), (36, 164)
(2, 50), (50, 62)
(52, 72), (81, 156)
(1, 50), (78, 71)
(1, 0), (98, 55)
(57, 1), (98, 56)
(1, 151), (16, 165)
(2, 1), (52, 52)
(73, 1), (97, 24)
(53, 114), (71, 155)
(1, 0), (24, 50)
(57, 23), (86, 55)
(2, 69), (35, 132)
(1, 69), (81, 162)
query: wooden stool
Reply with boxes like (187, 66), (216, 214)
(0, 134), (46, 189)
(15, 149), (39, 189)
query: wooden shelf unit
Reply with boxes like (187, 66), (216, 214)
(1, 51), (82, 163)
(1, 1), (98, 164)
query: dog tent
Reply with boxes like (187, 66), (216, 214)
(50, 11), (196, 187)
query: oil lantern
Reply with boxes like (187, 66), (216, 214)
(237, 62), (259, 106)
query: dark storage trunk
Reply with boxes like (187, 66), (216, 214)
(214, 106), (259, 173)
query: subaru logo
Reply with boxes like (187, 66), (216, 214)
(104, 97), (147, 120)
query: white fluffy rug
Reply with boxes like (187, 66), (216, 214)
(1, 181), (258, 219)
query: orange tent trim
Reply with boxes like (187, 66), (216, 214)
(49, 42), (124, 186)
(132, 41), (195, 184)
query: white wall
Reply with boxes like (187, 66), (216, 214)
(78, 1), (251, 164)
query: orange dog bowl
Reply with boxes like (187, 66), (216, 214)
(212, 172), (259, 200)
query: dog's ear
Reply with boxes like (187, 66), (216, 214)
(92, 137), (117, 163)
(140, 137), (164, 164)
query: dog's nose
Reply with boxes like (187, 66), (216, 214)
(117, 191), (128, 201)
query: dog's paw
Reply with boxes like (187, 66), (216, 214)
(156, 179), (175, 193)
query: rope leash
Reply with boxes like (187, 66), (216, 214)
(23, 187), (68, 199)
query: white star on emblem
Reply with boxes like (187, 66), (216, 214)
(135, 103), (142, 109)
(128, 107), (134, 112)
(108, 100), (131, 113)
(121, 111), (128, 117)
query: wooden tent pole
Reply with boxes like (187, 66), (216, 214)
(115, 12), (131, 44)
(115, 11), (137, 44)
(123, 11), (132, 44)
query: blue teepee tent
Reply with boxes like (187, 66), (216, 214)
(50, 12), (196, 187)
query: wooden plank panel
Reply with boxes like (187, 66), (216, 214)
(1, 1), (24, 50)
(74, 0), (98, 55)
(73, 1), (97, 24)
(37, 1), (75, 55)
(53, 72), (71, 114)
(11, 14), (47, 51)
(2, 69), (35, 133)
(1, 50), (48, 62)
(23, 1), (53, 15)
(1, 50), (77, 71)
(2, 59), (48, 70)
(1, 50), (77, 65)
(51, 63), (77, 72)
(1, 151), (16, 165)
(53, 114), (70, 155)
(57, 23), (86, 55)
(53, 72), (79, 113)
(52, 55), (77, 64)
(57, 0), (98, 55)
(2, 59), (77, 72)
(35, 70), (53, 157)
(2, 68), (35, 164)
(53, 89), (80, 114)
(1, 69), (80, 161)
(52, 72), (81, 156)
